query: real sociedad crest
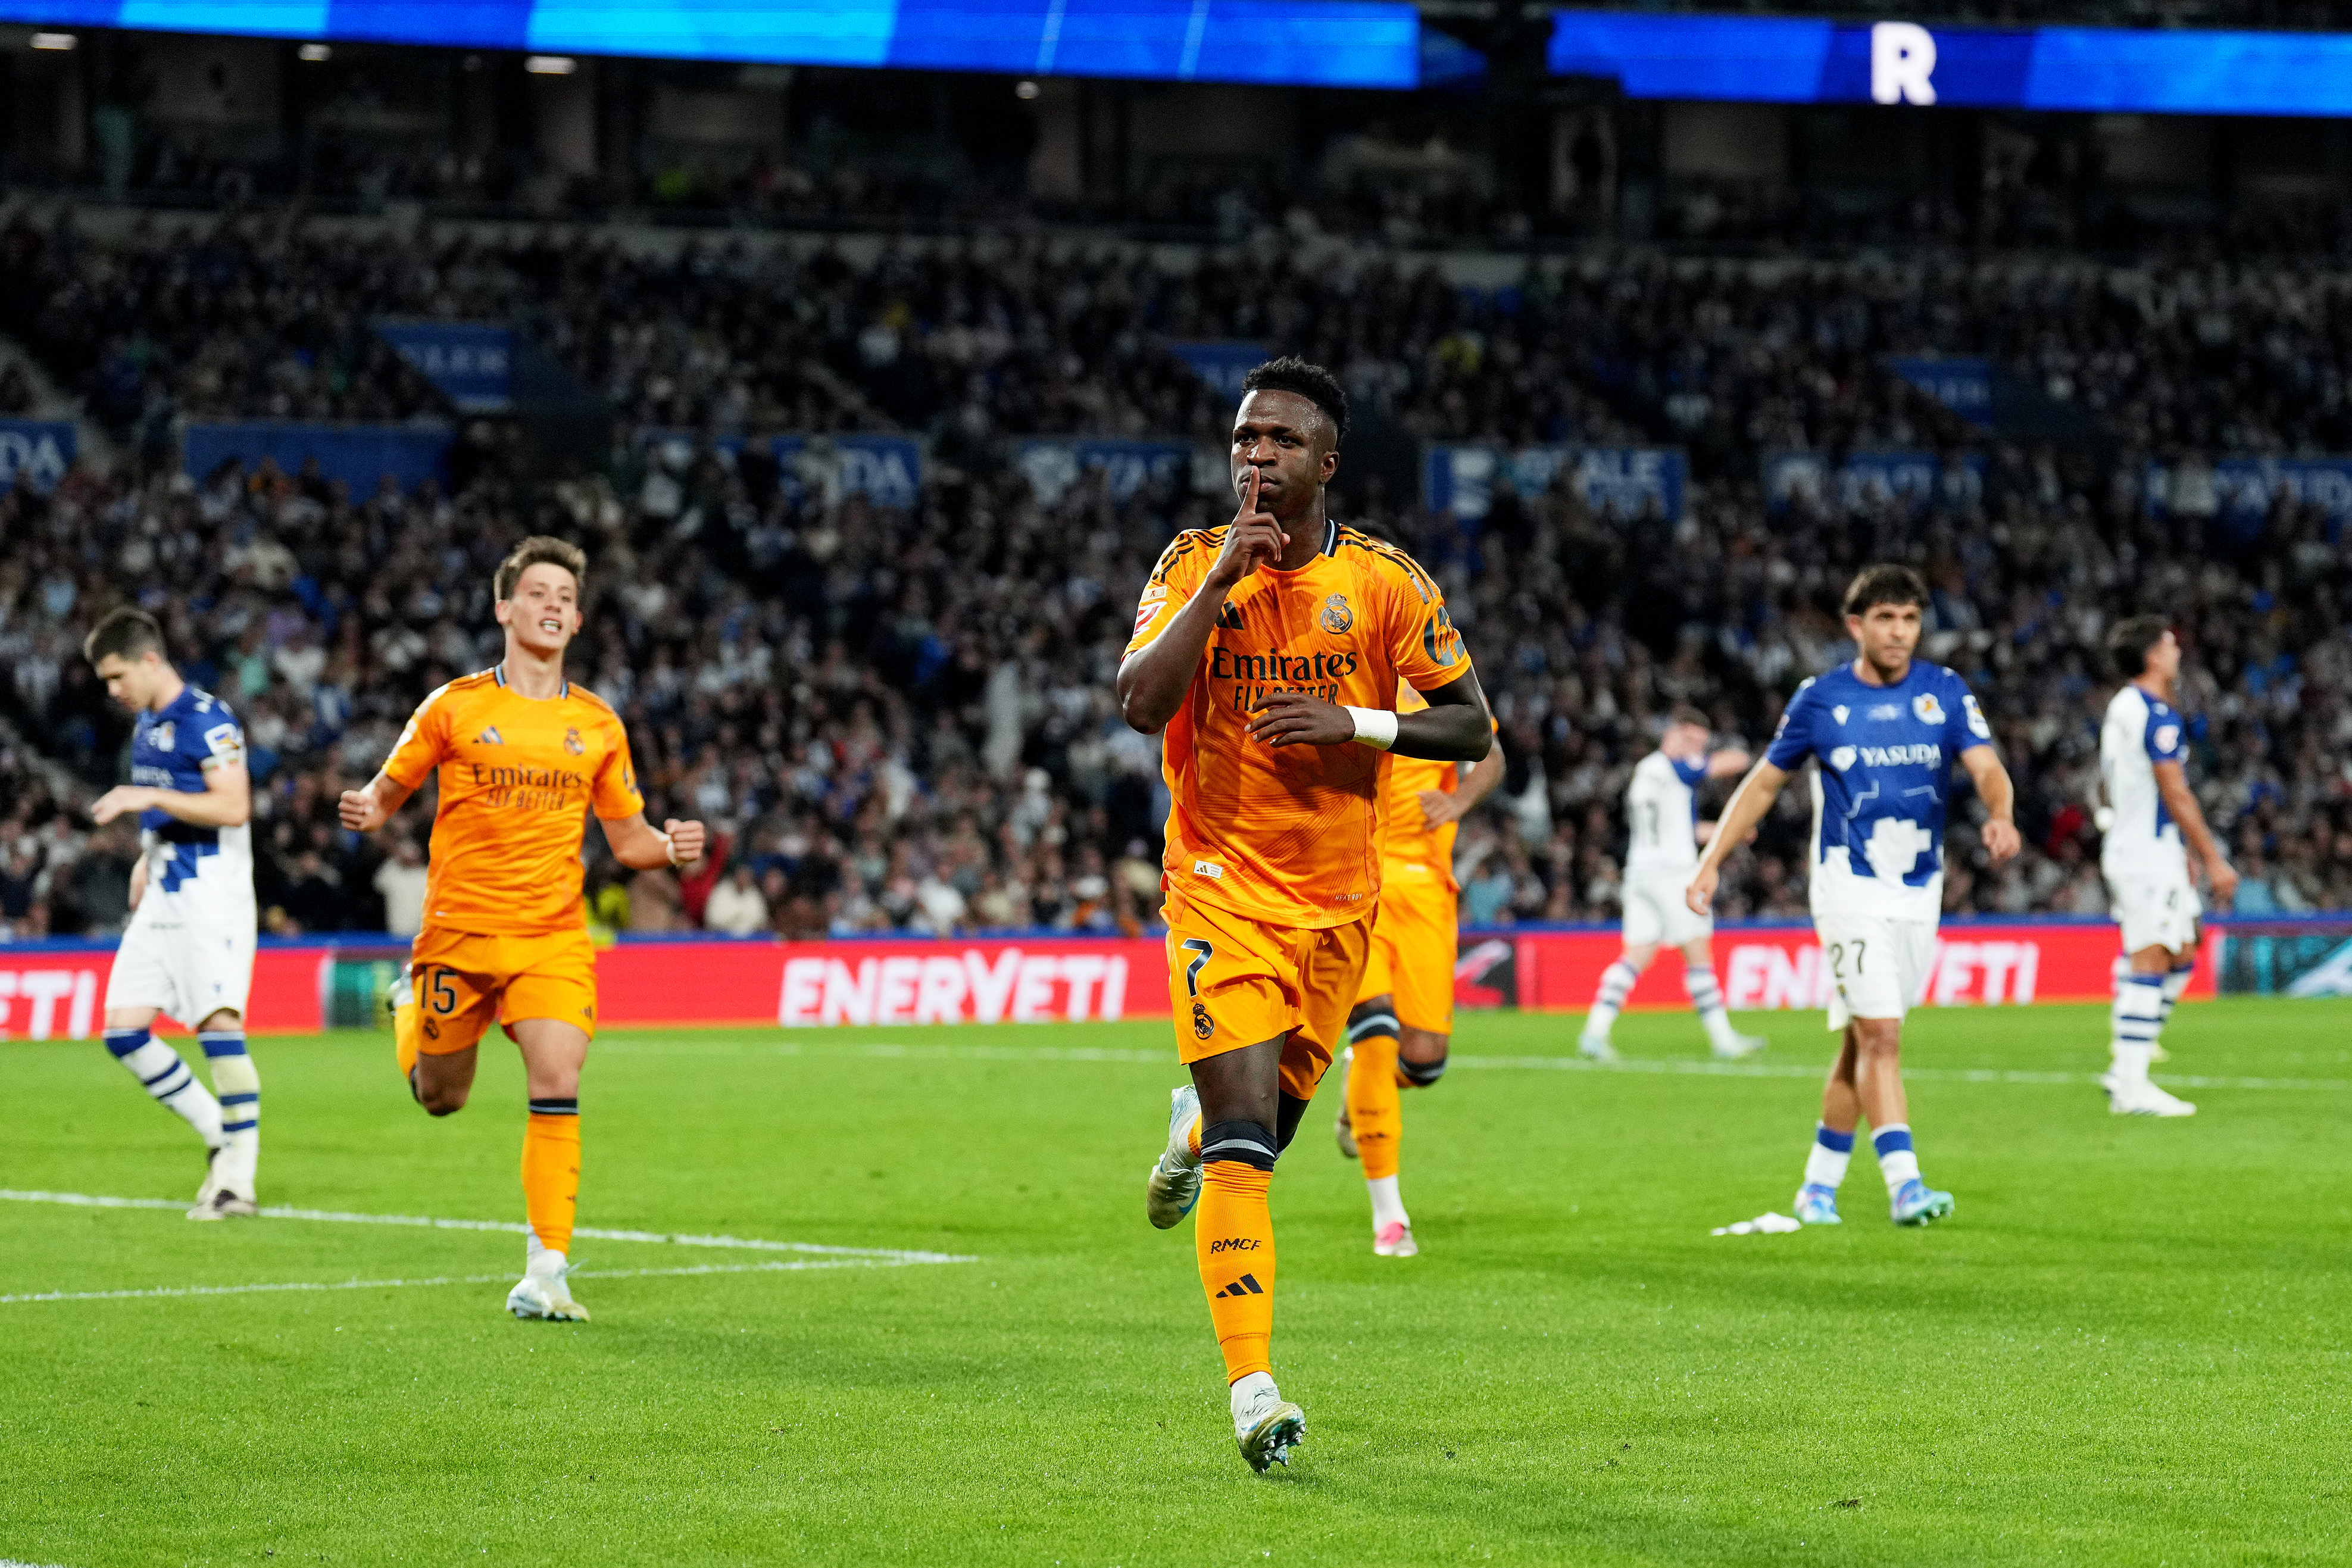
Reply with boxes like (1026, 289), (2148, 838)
(1320, 594), (1353, 633)
(1912, 693), (1946, 725)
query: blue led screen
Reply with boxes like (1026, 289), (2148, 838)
(0, 0), (1442, 87)
(1548, 10), (2352, 117)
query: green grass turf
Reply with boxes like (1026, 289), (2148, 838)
(5, 998), (2351, 1566)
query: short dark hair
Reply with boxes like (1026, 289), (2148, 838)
(1842, 563), (1929, 619)
(1240, 355), (1349, 449)
(494, 535), (588, 602)
(1669, 703), (1711, 731)
(83, 606), (166, 667)
(2107, 614), (2170, 678)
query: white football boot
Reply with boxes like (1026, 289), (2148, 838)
(1230, 1372), (1305, 1474)
(2110, 1079), (2197, 1117)
(507, 1240), (591, 1321)
(1145, 1085), (1204, 1229)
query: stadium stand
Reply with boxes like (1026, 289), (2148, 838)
(4, 210), (2351, 940)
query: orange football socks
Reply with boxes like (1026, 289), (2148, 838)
(1195, 1126), (1279, 1384)
(1346, 1033), (1404, 1181)
(521, 1100), (581, 1255)
(393, 996), (422, 1084)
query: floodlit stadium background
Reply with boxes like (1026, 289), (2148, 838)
(2, 3), (2352, 1015)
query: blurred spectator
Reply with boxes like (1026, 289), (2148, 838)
(704, 863), (771, 937)
(374, 836), (430, 938)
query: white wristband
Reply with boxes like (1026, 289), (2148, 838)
(657, 830), (679, 867)
(1345, 707), (1399, 751)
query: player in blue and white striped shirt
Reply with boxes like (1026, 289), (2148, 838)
(1686, 566), (2020, 1227)
(2096, 616), (2237, 1117)
(83, 607), (263, 1220)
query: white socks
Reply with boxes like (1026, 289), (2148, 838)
(1366, 1175), (1408, 1231)
(2111, 973), (2166, 1086)
(199, 1030), (260, 1194)
(1685, 964), (1738, 1048)
(105, 1027), (223, 1148)
(1872, 1125), (1920, 1196)
(1230, 1370), (1279, 1434)
(1803, 1123), (1854, 1189)
(1585, 959), (1638, 1038)
(2160, 963), (2193, 1026)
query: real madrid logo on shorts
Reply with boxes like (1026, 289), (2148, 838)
(564, 725), (586, 755)
(1319, 594), (1353, 634)
(1911, 692), (1946, 726)
(1191, 1001), (1216, 1041)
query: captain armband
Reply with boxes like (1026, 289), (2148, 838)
(1344, 707), (1399, 751)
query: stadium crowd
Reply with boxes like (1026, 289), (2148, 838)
(4, 210), (2352, 941)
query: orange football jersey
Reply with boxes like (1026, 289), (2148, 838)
(1125, 518), (1473, 928)
(1378, 682), (1463, 885)
(382, 666), (644, 936)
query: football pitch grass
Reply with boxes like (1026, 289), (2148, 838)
(7, 999), (2350, 1566)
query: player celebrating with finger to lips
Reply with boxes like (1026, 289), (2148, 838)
(1116, 357), (1492, 1474)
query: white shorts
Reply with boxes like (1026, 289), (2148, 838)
(105, 911), (256, 1026)
(2107, 872), (2201, 955)
(1622, 867), (1712, 949)
(1813, 910), (1937, 1030)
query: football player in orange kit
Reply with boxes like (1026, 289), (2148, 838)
(1119, 358), (1492, 1472)
(338, 536), (704, 1322)
(1332, 679), (1504, 1258)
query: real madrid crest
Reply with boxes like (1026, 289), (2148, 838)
(564, 725), (586, 756)
(1319, 593), (1353, 634)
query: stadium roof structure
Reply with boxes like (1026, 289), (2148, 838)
(0, 0), (1485, 88)
(1548, 8), (2352, 116)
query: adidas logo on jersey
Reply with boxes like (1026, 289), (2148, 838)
(476, 727), (504, 745)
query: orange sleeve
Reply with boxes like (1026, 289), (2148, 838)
(382, 685), (454, 789)
(592, 711), (646, 820)
(1383, 549), (1471, 692)
(1124, 533), (1210, 658)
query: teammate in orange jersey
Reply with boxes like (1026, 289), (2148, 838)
(1120, 358), (1492, 1472)
(338, 536), (704, 1322)
(1331, 679), (1504, 1258)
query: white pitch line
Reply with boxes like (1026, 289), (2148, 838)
(1444, 1054), (2352, 1092)
(598, 1036), (2352, 1092)
(0, 1255), (956, 1307)
(0, 1190), (972, 1263)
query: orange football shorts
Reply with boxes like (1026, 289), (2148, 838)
(1163, 887), (1372, 1102)
(1355, 858), (1459, 1036)
(404, 925), (601, 1055)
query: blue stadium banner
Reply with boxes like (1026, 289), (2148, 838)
(1015, 438), (1191, 507)
(0, 419), (76, 493)
(1882, 357), (1993, 427)
(0, 0), (1450, 88)
(638, 429), (923, 508)
(372, 322), (513, 413)
(771, 434), (923, 510)
(1424, 445), (1686, 523)
(1547, 11), (2352, 118)
(1763, 448), (1985, 513)
(182, 421), (454, 493)
(2144, 457), (2352, 534)
(1166, 341), (1268, 402)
